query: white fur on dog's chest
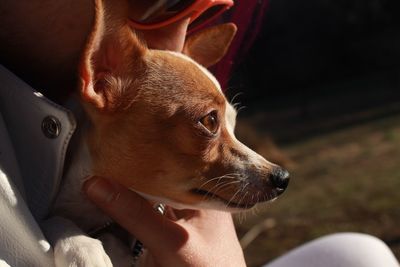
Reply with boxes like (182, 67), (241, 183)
(52, 126), (110, 231)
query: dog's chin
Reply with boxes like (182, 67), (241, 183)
(131, 188), (273, 213)
(189, 188), (281, 212)
(189, 188), (261, 211)
(130, 189), (200, 210)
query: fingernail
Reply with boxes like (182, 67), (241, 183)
(83, 177), (117, 203)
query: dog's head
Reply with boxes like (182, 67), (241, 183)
(79, 3), (289, 212)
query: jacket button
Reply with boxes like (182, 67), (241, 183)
(42, 116), (61, 139)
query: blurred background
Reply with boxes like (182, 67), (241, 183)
(213, 0), (400, 266)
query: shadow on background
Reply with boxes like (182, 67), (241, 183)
(228, 0), (400, 143)
(227, 1), (400, 266)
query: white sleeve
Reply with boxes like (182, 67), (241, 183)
(0, 114), (54, 267)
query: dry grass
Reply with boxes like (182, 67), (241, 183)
(234, 113), (400, 267)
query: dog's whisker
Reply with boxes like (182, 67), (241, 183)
(237, 210), (246, 224)
(238, 187), (249, 207)
(198, 173), (240, 185)
(236, 105), (247, 114)
(225, 186), (244, 209)
(232, 102), (242, 109)
(198, 176), (235, 192)
(234, 182), (249, 207)
(210, 181), (241, 196)
(251, 198), (259, 216)
(198, 179), (241, 202)
(197, 173), (241, 191)
(197, 175), (233, 190)
(211, 180), (242, 197)
(230, 92), (244, 105)
(211, 173), (240, 181)
(237, 191), (248, 210)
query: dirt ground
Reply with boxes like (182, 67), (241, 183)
(234, 113), (400, 267)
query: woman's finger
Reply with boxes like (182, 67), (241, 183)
(82, 177), (188, 253)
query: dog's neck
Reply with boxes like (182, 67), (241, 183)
(52, 99), (111, 231)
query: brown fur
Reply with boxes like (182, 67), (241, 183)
(78, 0), (288, 210)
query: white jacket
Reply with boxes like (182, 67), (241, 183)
(0, 65), (76, 266)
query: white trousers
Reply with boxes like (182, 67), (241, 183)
(263, 233), (399, 267)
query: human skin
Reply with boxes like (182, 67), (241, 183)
(0, 0), (189, 102)
(84, 177), (246, 267)
(0, 1), (246, 266)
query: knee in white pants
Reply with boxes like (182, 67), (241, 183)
(264, 232), (399, 267)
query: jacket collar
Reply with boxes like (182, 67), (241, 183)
(0, 65), (76, 220)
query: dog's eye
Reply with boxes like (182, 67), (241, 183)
(200, 111), (219, 134)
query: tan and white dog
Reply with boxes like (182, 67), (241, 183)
(43, 1), (289, 266)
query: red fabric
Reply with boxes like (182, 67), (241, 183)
(212, 0), (270, 91)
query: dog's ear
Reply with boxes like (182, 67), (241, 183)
(79, 1), (146, 111)
(183, 23), (237, 68)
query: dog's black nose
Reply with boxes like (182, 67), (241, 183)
(270, 167), (290, 193)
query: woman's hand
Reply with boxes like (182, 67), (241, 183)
(83, 177), (247, 267)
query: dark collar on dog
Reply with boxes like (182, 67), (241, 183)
(88, 204), (166, 266)
(89, 221), (143, 265)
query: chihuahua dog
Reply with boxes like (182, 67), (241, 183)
(43, 1), (289, 266)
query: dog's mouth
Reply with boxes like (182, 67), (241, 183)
(190, 188), (261, 209)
